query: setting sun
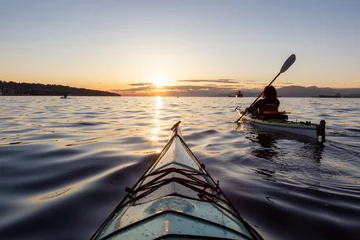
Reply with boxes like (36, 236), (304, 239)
(150, 77), (171, 88)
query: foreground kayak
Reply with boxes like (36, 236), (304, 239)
(236, 107), (326, 143)
(91, 121), (263, 240)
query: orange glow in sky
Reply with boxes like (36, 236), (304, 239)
(1, 1), (360, 95)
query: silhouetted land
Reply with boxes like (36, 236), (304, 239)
(0, 81), (120, 96)
(216, 86), (360, 98)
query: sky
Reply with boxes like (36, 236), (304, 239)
(1, 0), (360, 95)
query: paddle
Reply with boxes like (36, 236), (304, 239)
(235, 54), (296, 123)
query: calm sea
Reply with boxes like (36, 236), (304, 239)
(1, 96), (359, 240)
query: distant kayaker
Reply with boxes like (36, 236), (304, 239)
(246, 86), (286, 119)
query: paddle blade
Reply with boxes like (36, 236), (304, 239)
(280, 54), (296, 73)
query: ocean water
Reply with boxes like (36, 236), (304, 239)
(0, 96), (359, 240)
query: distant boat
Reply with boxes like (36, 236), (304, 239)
(60, 93), (69, 99)
(228, 90), (243, 97)
(236, 91), (243, 98)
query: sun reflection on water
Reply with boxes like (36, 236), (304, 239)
(155, 96), (163, 110)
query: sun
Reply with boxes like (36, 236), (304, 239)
(150, 77), (170, 88)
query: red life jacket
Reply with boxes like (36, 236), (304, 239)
(261, 104), (279, 115)
(257, 104), (288, 120)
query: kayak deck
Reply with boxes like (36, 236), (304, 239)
(236, 107), (325, 142)
(91, 121), (262, 240)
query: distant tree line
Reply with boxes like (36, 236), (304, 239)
(0, 80), (120, 96)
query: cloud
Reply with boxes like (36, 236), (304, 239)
(175, 79), (267, 86)
(111, 83), (245, 96)
(176, 79), (239, 84)
(128, 83), (153, 86)
(244, 80), (257, 83)
(111, 82), (155, 92)
(110, 78), (270, 96)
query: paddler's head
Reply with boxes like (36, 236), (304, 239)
(262, 86), (277, 101)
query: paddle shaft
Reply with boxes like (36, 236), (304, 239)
(236, 72), (280, 122)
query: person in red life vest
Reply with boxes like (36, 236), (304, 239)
(246, 86), (287, 120)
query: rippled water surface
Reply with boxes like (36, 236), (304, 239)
(1, 96), (360, 240)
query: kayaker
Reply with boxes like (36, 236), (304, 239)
(246, 86), (287, 120)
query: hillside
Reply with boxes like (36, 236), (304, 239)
(220, 86), (360, 98)
(277, 86), (360, 97)
(0, 81), (120, 96)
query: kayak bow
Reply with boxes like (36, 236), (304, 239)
(91, 121), (263, 240)
(235, 107), (326, 143)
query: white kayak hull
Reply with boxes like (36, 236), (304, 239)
(236, 108), (325, 142)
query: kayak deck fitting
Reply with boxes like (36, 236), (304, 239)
(235, 107), (326, 143)
(91, 121), (263, 240)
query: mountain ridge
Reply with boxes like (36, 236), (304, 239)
(222, 86), (360, 98)
(0, 81), (120, 96)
